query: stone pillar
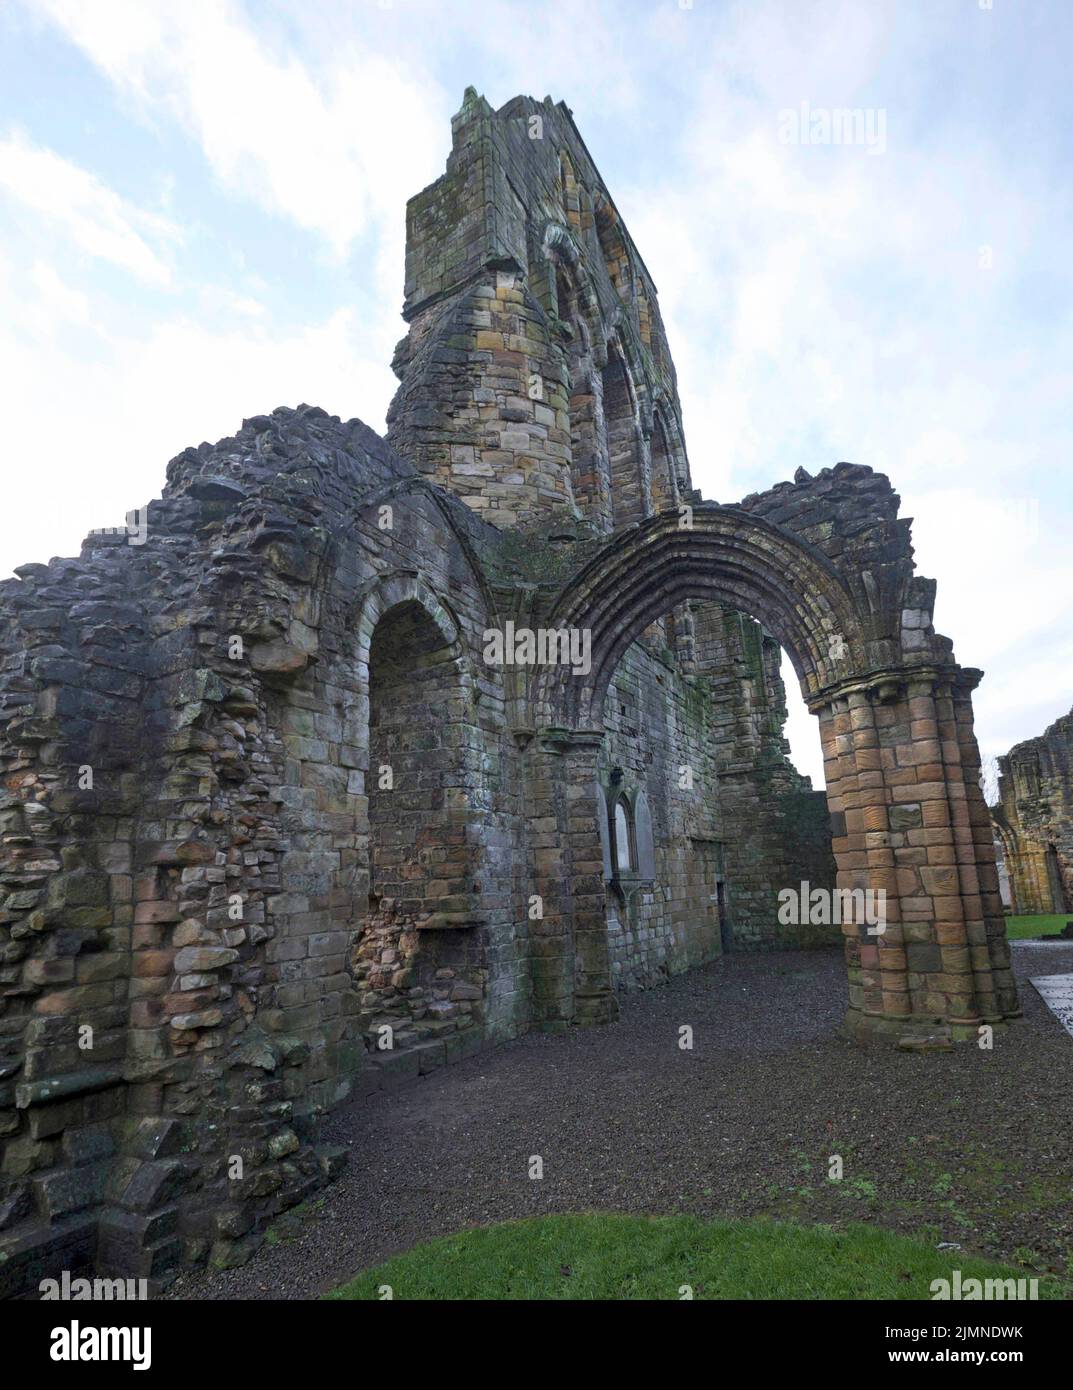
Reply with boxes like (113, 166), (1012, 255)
(952, 675), (1020, 1020)
(817, 667), (1021, 1042)
(847, 688), (908, 1024)
(524, 738), (576, 1028)
(932, 678), (999, 1024)
(562, 735), (618, 1024)
(525, 730), (617, 1028)
(897, 676), (980, 1029)
(820, 695), (864, 1014)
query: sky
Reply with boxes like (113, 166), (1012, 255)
(0, 0), (1070, 787)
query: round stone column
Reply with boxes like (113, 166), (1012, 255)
(951, 673), (1021, 1020)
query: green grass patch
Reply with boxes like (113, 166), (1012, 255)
(1004, 913), (1072, 941)
(326, 1212), (1065, 1301)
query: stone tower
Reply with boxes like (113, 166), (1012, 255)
(387, 88), (689, 531)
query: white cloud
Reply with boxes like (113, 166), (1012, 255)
(33, 0), (449, 261)
(0, 129), (179, 282)
(30, 259), (90, 324)
(0, 290), (397, 579)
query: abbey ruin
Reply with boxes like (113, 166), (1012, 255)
(0, 90), (1019, 1294)
(993, 706), (1073, 917)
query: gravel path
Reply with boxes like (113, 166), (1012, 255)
(166, 942), (1073, 1299)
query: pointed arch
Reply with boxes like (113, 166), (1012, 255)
(543, 222), (612, 527)
(602, 330), (647, 528)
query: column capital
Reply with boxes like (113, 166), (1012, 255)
(806, 663), (966, 715)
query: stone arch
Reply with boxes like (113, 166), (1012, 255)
(542, 221), (599, 327)
(349, 573), (487, 1059)
(553, 247), (611, 522)
(991, 810), (1024, 914)
(543, 223), (611, 528)
(529, 506), (1019, 1041)
(537, 506), (863, 729)
(354, 572), (468, 680)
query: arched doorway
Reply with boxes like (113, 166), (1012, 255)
(530, 503), (1020, 1041)
(351, 582), (485, 1059)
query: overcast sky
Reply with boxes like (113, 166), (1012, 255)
(1, 0), (1070, 786)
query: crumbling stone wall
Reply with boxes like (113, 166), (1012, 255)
(993, 707), (1073, 915)
(0, 408), (529, 1294)
(387, 89), (685, 531)
(0, 88), (1016, 1298)
(599, 645), (723, 990)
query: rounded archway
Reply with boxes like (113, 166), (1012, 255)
(349, 574), (488, 1060)
(536, 504), (868, 730)
(529, 505), (1019, 1042)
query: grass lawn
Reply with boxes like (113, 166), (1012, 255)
(1004, 913), (1073, 941)
(326, 1212), (1066, 1300)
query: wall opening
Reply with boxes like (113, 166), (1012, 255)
(650, 410), (676, 514)
(353, 599), (483, 1052)
(1046, 843), (1069, 913)
(554, 260), (608, 527)
(602, 338), (645, 528)
(613, 797), (634, 872)
(591, 596), (838, 984)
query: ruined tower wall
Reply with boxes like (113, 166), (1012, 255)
(385, 88), (835, 978)
(386, 89), (688, 529)
(993, 708), (1073, 915)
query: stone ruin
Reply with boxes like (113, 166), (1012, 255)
(992, 705), (1073, 916)
(0, 89), (1018, 1294)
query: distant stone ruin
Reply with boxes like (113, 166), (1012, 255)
(0, 89), (1017, 1295)
(993, 706), (1073, 915)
